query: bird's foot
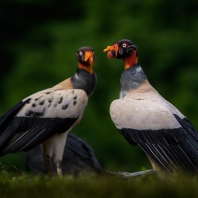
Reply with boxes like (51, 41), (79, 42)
(106, 169), (155, 178)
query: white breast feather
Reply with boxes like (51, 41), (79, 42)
(110, 98), (181, 130)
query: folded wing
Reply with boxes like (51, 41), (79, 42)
(110, 98), (198, 173)
(0, 89), (88, 155)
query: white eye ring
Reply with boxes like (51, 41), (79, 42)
(122, 43), (127, 48)
(79, 51), (83, 56)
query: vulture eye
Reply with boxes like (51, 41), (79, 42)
(122, 43), (127, 48)
(79, 51), (83, 56)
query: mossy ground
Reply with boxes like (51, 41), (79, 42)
(0, 168), (198, 198)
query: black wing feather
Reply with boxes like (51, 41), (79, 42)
(175, 114), (198, 148)
(0, 100), (29, 146)
(0, 101), (78, 156)
(118, 120), (198, 173)
(65, 133), (102, 172)
(0, 116), (78, 155)
(0, 100), (28, 131)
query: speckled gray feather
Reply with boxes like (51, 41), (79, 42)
(18, 89), (88, 119)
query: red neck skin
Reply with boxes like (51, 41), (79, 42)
(123, 50), (138, 70)
(78, 62), (93, 74)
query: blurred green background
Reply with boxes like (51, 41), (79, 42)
(0, 0), (198, 173)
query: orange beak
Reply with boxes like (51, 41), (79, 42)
(103, 44), (118, 59)
(84, 51), (94, 65)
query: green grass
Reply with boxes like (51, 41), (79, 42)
(1, 168), (198, 198)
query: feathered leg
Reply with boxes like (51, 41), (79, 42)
(53, 132), (69, 176)
(41, 131), (69, 177)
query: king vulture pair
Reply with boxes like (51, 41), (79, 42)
(104, 39), (198, 175)
(0, 46), (97, 177)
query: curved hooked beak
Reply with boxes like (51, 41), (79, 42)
(84, 51), (94, 65)
(103, 44), (118, 59)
